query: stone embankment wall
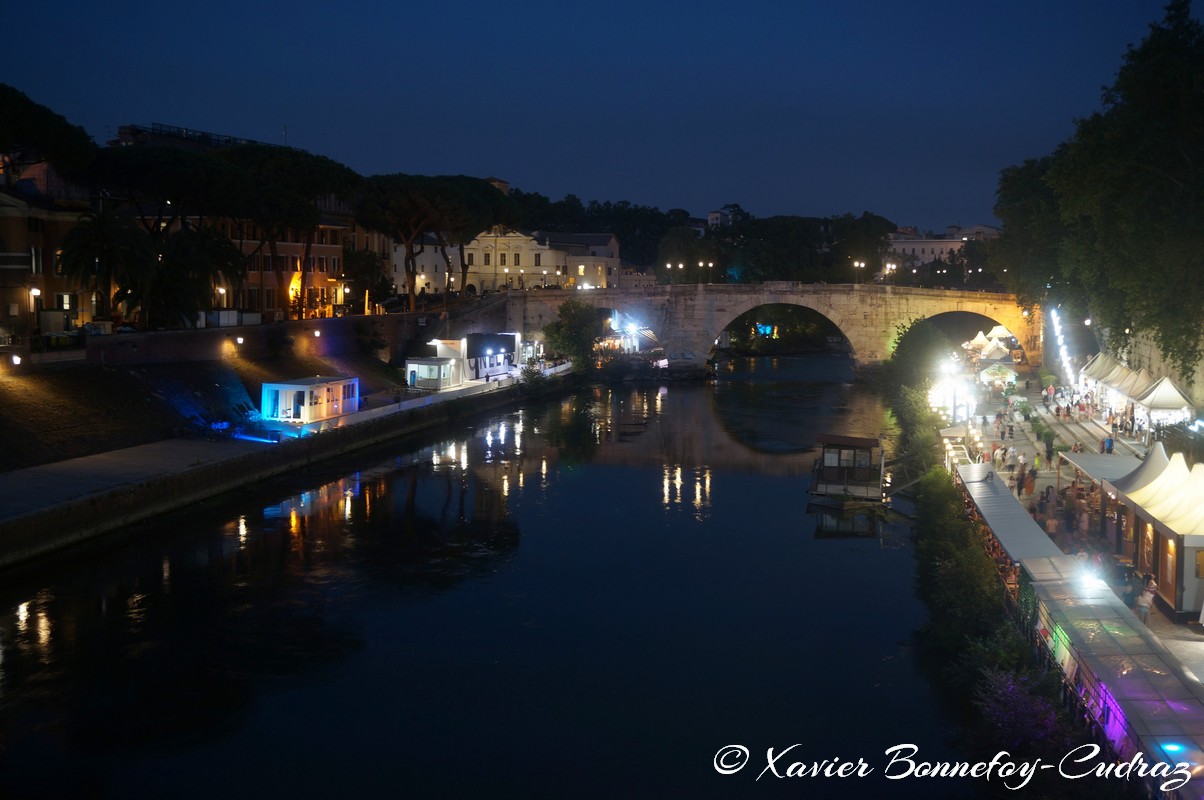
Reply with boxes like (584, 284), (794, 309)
(0, 381), (535, 570)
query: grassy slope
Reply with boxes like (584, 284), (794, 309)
(0, 353), (411, 473)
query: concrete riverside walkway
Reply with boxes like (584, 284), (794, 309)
(0, 438), (273, 526)
(967, 378), (1204, 683)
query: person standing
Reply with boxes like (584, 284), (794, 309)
(1135, 585), (1154, 625)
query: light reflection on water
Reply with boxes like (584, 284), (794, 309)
(0, 355), (968, 799)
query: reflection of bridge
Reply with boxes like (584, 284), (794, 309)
(503, 283), (1039, 369)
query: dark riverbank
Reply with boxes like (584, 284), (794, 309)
(0, 354), (579, 570)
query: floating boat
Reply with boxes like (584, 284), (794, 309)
(809, 434), (885, 508)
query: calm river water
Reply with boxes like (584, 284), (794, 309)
(0, 355), (970, 799)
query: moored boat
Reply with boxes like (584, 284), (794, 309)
(809, 434), (885, 508)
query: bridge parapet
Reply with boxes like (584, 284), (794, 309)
(504, 284), (1040, 370)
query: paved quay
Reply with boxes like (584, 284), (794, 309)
(964, 378), (1204, 684)
(0, 438), (272, 525)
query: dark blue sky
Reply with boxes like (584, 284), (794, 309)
(2, 0), (1178, 231)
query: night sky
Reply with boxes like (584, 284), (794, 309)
(2, 0), (1179, 231)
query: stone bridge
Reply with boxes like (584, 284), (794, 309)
(502, 283), (1040, 368)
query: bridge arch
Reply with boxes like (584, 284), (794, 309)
(503, 283), (1040, 370)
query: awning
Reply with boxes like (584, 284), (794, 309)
(956, 463), (1064, 562)
(1058, 451), (1144, 484)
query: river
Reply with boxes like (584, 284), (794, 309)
(0, 354), (970, 799)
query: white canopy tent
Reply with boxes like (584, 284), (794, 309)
(1135, 376), (1194, 419)
(1081, 352), (1122, 382)
(1107, 442), (1170, 496)
(1098, 363), (1135, 392)
(969, 330), (990, 349)
(1125, 452), (1191, 510)
(979, 339), (1012, 361)
(986, 324), (1013, 341)
(1113, 367), (1154, 400)
(1144, 464), (1204, 531)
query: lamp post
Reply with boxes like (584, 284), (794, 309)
(29, 287), (41, 337)
(853, 260), (864, 283)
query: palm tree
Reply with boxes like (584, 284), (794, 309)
(59, 206), (153, 322)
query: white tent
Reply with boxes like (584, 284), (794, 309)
(980, 339), (1012, 361)
(1113, 367), (1154, 400)
(1125, 452), (1191, 509)
(1135, 376), (1194, 413)
(1145, 464), (1204, 530)
(1077, 352), (1102, 382)
(969, 330), (990, 349)
(986, 324), (1013, 340)
(1107, 442), (1170, 496)
(1082, 352), (1121, 382)
(1098, 363), (1135, 392)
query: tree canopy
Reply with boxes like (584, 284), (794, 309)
(0, 83), (97, 180)
(542, 298), (606, 371)
(993, 1), (1204, 377)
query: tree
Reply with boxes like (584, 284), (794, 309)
(217, 144), (360, 319)
(542, 298), (606, 371)
(116, 225), (243, 330)
(996, 1), (1204, 378)
(429, 176), (516, 297)
(59, 207), (154, 321)
(354, 173), (444, 312)
(656, 225), (718, 284)
(0, 83), (96, 182)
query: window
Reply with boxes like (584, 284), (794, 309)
(500, 253), (507, 266)
(534, 253), (541, 267)
(484, 253), (491, 266)
(578, 265), (585, 276)
(514, 254), (520, 267)
(57, 293), (71, 310)
(467, 253), (474, 266)
(318, 256), (327, 273)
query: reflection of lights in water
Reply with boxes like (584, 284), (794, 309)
(37, 611), (51, 651)
(502, 473), (509, 497)
(541, 458), (547, 476)
(705, 468), (711, 501)
(674, 466), (682, 500)
(663, 466), (670, 507)
(486, 430), (494, 449)
(694, 471), (702, 509)
(498, 422), (507, 446)
(344, 489), (353, 520)
(162, 557), (171, 592)
(518, 469), (524, 490)
(290, 508), (300, 535)
(238, 515), (248, 547)
(17, 602), (29, 632)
